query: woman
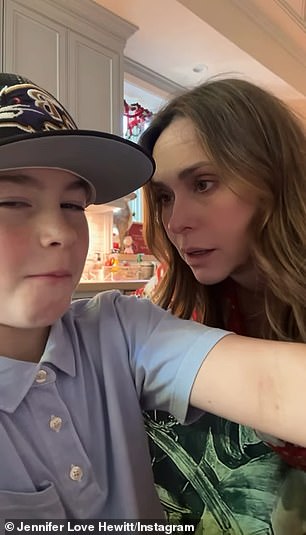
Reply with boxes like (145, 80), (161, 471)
(139, 78), (306, 534)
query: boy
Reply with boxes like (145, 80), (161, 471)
(0, 73), (305, 519)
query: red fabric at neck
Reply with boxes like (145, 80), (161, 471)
(223, 279), (247, 335)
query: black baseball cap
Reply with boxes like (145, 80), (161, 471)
(0, 73), (155, 204)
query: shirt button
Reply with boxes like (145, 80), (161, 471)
(35, 369), (47, 383)
(69, 465), (83, 481)
(49, 415), (63, 432)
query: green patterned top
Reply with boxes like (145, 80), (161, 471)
(145, 410), (306, 534)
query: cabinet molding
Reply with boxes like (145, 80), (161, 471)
(46, 0), (137, 47)
(124, 57), (185, 96)
(4, 0), (137, 50)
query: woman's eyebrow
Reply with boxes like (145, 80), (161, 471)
(178, 161), (214, 180)
(152, 161), (214, 185)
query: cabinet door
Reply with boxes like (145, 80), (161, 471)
(3, 0), (67, 103)
(68, 31), (122, 134)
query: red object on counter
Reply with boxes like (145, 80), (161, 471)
(128, 222), (151, 255)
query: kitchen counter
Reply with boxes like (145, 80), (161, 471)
(73, 280), (147, 298)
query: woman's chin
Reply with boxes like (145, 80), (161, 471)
(191, 266), (229, 286)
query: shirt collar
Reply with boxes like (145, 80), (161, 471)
(0, 316), (76, 413)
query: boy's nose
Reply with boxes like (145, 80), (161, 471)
(38, 212), (78, 248)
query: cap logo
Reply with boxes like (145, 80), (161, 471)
(0, 83), (76, 134)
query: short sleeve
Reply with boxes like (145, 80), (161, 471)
(109, 292), (230, 423)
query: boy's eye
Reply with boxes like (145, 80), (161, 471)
(0, 200), (30, 208)
(61, 203), (85, 211)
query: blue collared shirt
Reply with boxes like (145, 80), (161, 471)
(0, 291), (228, 519)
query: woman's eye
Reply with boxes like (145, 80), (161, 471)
(156, 191), (173, 205)
(195, 179), (215, 193)
(61, 203), (85, 211)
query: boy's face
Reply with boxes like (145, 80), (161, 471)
(0, 168), (89, 328)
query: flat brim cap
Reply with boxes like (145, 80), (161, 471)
(0, 129), (155, 204)
(0, 74), (154, 204)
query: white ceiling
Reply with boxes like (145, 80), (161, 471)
(94, 0), (306, 114)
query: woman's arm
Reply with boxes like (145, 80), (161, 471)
(190, 334), (306, 446)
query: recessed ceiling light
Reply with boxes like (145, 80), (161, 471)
(192, 64), (207, 73)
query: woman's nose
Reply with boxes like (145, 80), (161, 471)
(167, 199), (195, 235)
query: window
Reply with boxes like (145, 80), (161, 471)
(123, 76), (166, 221)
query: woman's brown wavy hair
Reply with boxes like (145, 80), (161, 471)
(139, 78), (306, 342)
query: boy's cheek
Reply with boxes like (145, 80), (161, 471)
(0, 232), (29, 260)
(0, 237), (38, 286)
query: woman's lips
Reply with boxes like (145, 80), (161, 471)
(183, 249), (216, 264)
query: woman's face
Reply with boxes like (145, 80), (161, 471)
(152, 117), (257, 286)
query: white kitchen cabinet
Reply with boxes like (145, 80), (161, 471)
(0, 0), (3, 72)
(2, 0), (137, 133)
(68, 31), (119, 133)
(3, 0), (68, 104)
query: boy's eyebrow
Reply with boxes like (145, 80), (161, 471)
(0, 172), (88, 194)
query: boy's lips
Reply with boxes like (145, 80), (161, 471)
(27, 270), (72, 278)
